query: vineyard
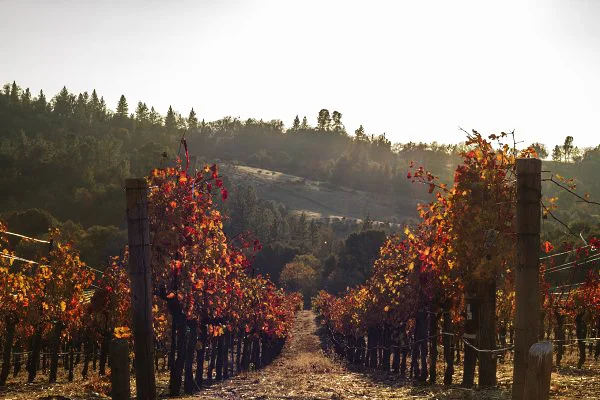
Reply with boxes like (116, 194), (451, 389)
(0, 131), (599, 400)
(314, 131), (600, 398)
(0, 157), (302, 398)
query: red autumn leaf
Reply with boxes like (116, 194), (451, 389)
(542, 241), (554, 254)
(210, 164), (218, 178)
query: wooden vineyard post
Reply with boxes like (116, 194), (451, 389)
(511, 158), (542, 400)
(462, 290), (478, 387)
(110, 338), (130, 400)
(523, 342), (552, 400)
(126, 178), (157, 400)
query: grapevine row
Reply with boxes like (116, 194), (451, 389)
(314, 131), (600, 386)
(0, 161), (302, 396)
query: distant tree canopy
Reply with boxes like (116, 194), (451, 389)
(279, 254), (323, 307)
(530, 142), (549, 159)
(0, 81), (463, 233)
(1, 81), (599, 286)
(1, 208), (57, 238)
(324, 229), (387, 294)
(551, 135), (583, 163)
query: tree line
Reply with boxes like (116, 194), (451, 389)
(1, 81), (599, 292)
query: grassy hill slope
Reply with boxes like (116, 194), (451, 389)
(221, 163), (423, 224)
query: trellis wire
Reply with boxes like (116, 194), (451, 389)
(540, 245), (591, 261)
(544, 253), (600, 274)
(0, 230), (51, 244)
(0, 249), (103, 275)
(327, 326), (513, 354)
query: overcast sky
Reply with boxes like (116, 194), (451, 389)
(1, 0), (599, 147)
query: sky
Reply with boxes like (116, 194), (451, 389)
(1, 0), (599, 148)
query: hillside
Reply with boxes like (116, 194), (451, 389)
(221, 163), (422, 224)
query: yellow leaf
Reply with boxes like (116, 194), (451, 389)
(384, 306), (390, 312)
(60, 301), (66, 312)
(114, 326), (132, 339)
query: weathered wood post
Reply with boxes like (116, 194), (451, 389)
(462, 291), (478, 387)
(512, 158), (542, 400)
(126, 178), (157, 400)
(110, 338), (130, 400)
(523, 342), (552, 400)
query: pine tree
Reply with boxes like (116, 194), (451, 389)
(34, 90), (47, 113)
(309, 219), (319, 247)
(99, 97), (108, 121)
(10, 81), (20, 104)
(135, 102), (149, 126)
(89, 90), (100, 110)
(75, 93), (88, 122)
(52, 86), (74, 118)
(87, 90), (99, 124)
(354, 125), (366, 142)
(551, 145), (563, 162)
(176, 113), (187, 130)
(300, 116), (309, 129)
(149, 106), (162, 126)
(317, 109), (331, 131)
(21, 88), (32, 107)
(188, 108), (198, 129)
(115, 95), (128, 119)
(295, 213), (309, 246)
(165, 105), (176, 132)
(562, 136), (574, 162)
(331, 111), (344, 132)
(292, 115), (300, 130)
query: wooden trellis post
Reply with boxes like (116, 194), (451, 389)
(110, 338), (130, 400)
(512, 158), (543, 400)
(126, 178), (156, 400)
(524, 342), (553, 400)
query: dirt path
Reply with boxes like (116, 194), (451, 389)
(1, 311), (597, 399)
(182, 310), (491, 400)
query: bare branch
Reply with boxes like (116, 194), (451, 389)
(542, 203), (585, 243)
(544, 175), (600, 207)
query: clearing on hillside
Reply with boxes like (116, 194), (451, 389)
(221, 164), (422, 223)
